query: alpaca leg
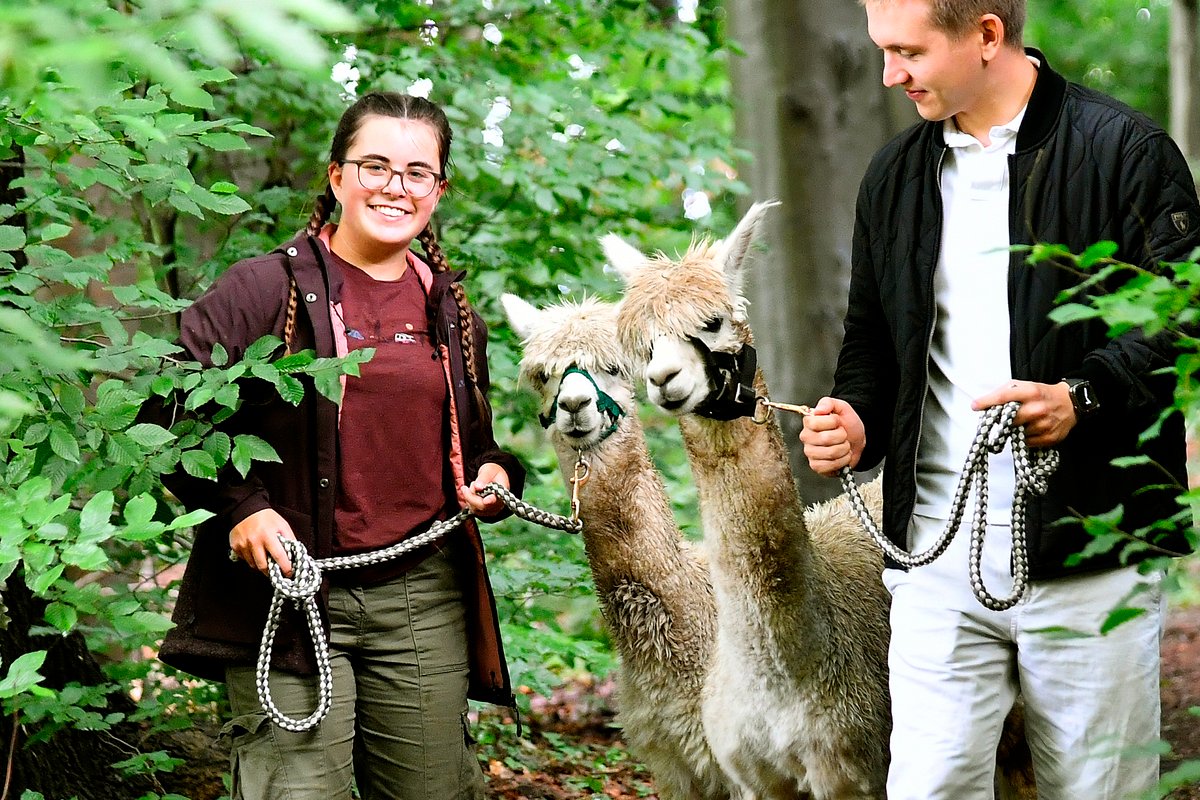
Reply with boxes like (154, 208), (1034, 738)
(995, 701), (1036, 800)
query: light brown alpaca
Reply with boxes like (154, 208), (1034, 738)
(501, 293), (732, 800)
(609, 202), (1034, 800)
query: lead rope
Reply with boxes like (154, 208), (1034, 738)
(254, 483), (582, 732)
(763, 400), (1059, 611)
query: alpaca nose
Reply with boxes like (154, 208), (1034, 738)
(646, 364), (679, 389)
(559, 395), (593, 415)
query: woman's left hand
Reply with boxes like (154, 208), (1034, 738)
(459, 462), (510, 516)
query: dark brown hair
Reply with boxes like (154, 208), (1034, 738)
(301, 92), (480, 386)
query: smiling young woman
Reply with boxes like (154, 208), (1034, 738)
(148, 92), (526, 800)
(326, 115), (445, 279)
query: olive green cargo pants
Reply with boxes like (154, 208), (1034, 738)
(222, 548), (487, 800)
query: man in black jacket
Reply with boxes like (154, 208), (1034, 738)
(800, 1), (1200, 797)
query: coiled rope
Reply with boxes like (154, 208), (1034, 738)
(765, 400), (1059, 611)
(254, 483), (582, 732)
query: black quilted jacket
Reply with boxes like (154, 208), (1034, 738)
(834, 49), (1200, 577)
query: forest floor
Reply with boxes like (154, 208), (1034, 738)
(482, 604), (1200, 799)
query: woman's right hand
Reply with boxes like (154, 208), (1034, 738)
(229, 508), (296, 577)
(799, 396), (866, 476)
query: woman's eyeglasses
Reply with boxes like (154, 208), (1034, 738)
(340, 160), (443, 198)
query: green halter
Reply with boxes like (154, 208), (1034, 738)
(539, 366), (625, 444)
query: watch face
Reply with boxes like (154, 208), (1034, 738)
(1071, 380), (1099, 412)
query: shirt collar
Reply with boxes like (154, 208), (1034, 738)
(943, 104), (1027, 150)
(943, 54), (1038, 151)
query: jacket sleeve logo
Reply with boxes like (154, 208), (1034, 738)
(1171, 210), (1190, 235)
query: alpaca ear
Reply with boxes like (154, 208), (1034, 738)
(600, 234), (646, 283)
(713, 200), (781, 279)
(500, 293), (541, 340)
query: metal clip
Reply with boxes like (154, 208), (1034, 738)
(760, 399), (814, 417)
(569, 454), (591, 522)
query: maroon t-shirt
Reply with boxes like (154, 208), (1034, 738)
(330, 251), (454, 583)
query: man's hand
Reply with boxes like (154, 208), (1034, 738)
(972, 379), (1076, 448)
(799, 397), (866, 476)
(229, 508), (297, 577)
(459, 462), (510, 517)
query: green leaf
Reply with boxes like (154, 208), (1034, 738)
(1100, 606), (1146, 635)
(23, 423), (49, 445)
(191, 186), (252, 214)
(105, 433), (144, 466)
(210, 342), (229, 366)
(168, 191), (204, 218)
(126, 423), (176, 448)
(231, 434), (280, 478)
(36, 223), (72, 243)
(313, 372), (344, 404)
(169, 85), (214, 110)
(203, 430), (231, 466)
(1047, 304), (1101, 325)
(165, 508), (214, 531)
(29, 564), (64, 595)
(1078, 240), (1119, 270)
(79, 491), (115, 536)
(95, 402), (140, 431)
(57, 384), (86, 416)
(273, 351), (315, 372)
(1110, 455), (1152, 468)
(123, 494), (156, 528)
(44, 602), (77, 634)
(0, 226), (26, 251)
(533, 187), (558, 213)
(230, 122), (272, 137)
(0, 651), (47, 698)
(198, 132), (250, 152)
(48, 422), (81, 463)
(277, 374), (304, 405)
(184, 384), (216, 411)
(60, 541), (108, 570)
(112, 611), (173, 636)
(245, 335), (284, 362)
(151, 375), (175, 397)
(214, 382), (240, 408)
(181, 449), (218, 480)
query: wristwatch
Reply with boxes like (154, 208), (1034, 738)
(1063, 378), (1101, 417)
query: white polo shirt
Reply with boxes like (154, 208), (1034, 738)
(910, 105), (1028, 551)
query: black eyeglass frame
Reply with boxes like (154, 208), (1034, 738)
(339, 159), (445, 198)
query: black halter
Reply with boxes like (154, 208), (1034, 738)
(687, 336), (760, 421)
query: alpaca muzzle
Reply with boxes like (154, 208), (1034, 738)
(540, 365), (625, 444)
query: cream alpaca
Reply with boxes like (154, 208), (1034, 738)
(610, 202), (1033, 800)
(502, 293), (732, 800)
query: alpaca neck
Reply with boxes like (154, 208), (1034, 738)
(679, 371), (816, 615)
(552, 415), (716, 672)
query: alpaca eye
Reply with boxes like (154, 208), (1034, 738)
(702, 317), (722, 333)
(605, 364), (620, 376)
(534, 369), (548, 384)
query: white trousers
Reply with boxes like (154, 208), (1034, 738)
(884, 516), (1165, 800)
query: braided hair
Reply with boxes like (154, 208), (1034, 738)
(302, 92), (479, 385)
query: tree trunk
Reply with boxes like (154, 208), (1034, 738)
(727, 0), (913, 501)
(1171, 0), (1200, 161)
